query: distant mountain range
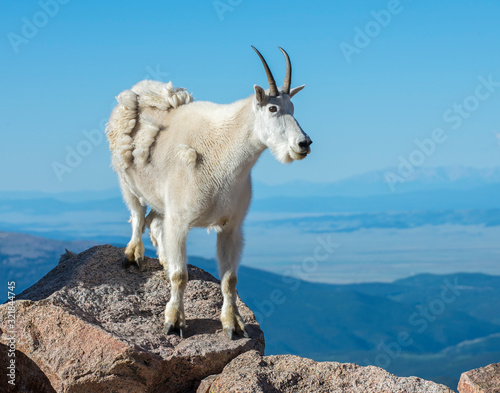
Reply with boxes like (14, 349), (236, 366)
(2, 165), (500, 203)
(251, 184), (500, 213)
(1, 166), (500, 218)
(2, 184), (500, 218)
(0, 232), (96, 295)
(2, 231), (499, 389)
(256, 209), (500, 233)
(253, 165), (500, 198)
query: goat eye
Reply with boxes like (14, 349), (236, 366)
(269, 106), (277, 113)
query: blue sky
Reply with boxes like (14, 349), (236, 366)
(1, 0), (500, 192)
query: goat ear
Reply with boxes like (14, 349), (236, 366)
(254, 85), (267, 104)
(289, 84), (305, 98)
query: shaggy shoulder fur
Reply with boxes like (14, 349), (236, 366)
(106, 80), (193, 170)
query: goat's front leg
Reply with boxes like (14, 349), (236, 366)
(162, 217), (189, 337)
(217, 227), (249, 339)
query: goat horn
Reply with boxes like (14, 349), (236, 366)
(251, 46), (279, 97)
(278, 47), (291, 95)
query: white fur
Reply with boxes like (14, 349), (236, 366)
(131, 80), (193, 110)
(132, 117), (160, 166)
(106, 75), (310, 338)
(110, 90), (137, 169)
(106, 80), (192, 170)
(176, 144), (198, 167)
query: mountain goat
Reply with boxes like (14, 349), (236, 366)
(106, 46), (312, 339)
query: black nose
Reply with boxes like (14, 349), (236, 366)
(298, 137), (313, 149)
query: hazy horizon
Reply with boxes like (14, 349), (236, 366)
(2, 163), (500, 194)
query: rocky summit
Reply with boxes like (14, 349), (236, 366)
(0, 245), (264, 393)
(458, 362), (500, 393)
(1, 244), (498, 392)
(197, 350), (454, 393)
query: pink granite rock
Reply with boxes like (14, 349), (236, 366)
(458, 362), (500, 393)
(0, 245), (264, 393)
(197, 350), (455, 393)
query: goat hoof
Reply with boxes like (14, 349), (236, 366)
(223, 326), (248, 339)
(224, 327), (250, 340)
(224, 327), (234, 340)
(135, 257), (143, 270)
(222, 312), (249, 339)
(122, 256), (133, 269)
(164, 322), (184, 338)
(164, 322), (174, 335)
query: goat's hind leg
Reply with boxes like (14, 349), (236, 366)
(120, 182), (146, 269)
(145, 210), (167, 269)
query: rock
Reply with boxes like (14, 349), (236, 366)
(197, 350), (455, 393)
(0, 245), (264, 393)
(458, 362), (500, 393)
(0, 343), (56, 393)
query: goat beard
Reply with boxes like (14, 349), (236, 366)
(269, 144), (295, 164)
